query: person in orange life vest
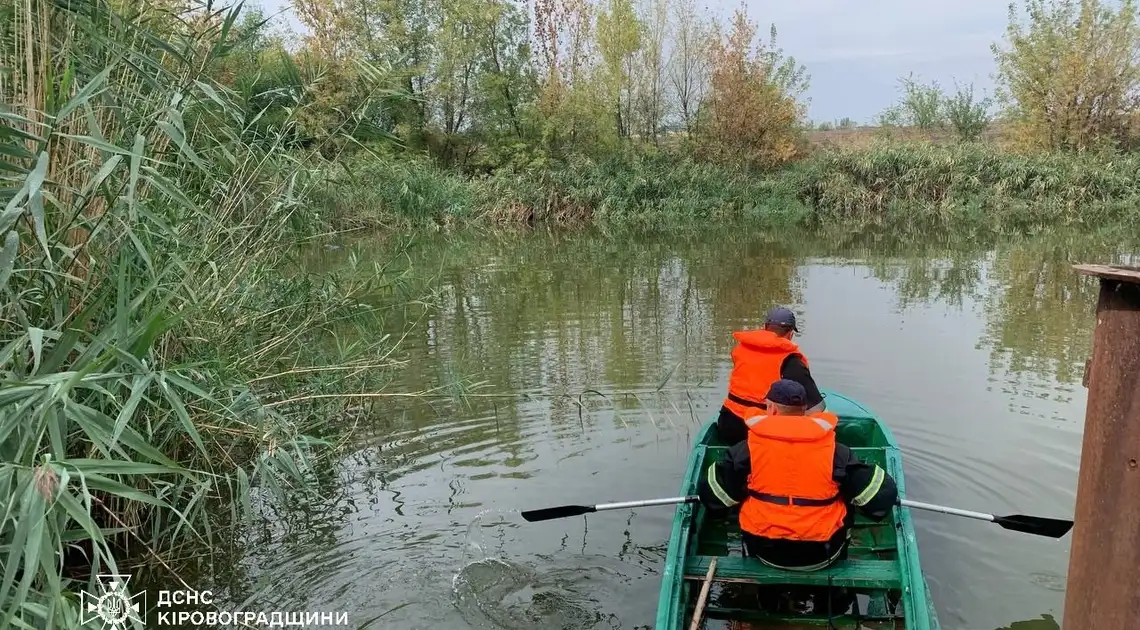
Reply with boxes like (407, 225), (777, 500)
(699, 379), (898, 571)
(718, 307), (824, 445)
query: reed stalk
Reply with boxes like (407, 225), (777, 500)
(0, 0), (412, 625)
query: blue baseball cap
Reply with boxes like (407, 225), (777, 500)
(766, 379), (807, 406)
(765, 306), (799, 332)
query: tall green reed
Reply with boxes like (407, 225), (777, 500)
(0, 0), (409, 625)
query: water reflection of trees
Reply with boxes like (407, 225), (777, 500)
(865, 251), (987, 310)
(401, 230), (803, 407)
(302, 229), (806, 484)
(856, 235), (1130, 387)
(981, 240), (1105, 386)
(995, 614), (1060, 630)
(311, 228), (1136, 479)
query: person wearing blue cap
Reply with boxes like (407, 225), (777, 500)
(698, 379), (898, 609)
(719, 306), (824, 445)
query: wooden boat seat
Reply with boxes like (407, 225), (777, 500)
(683, 555), (901, 590)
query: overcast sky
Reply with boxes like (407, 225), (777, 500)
(254, 0), (1011, 123)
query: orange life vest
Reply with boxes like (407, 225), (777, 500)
(738, 411), (847, 542)
(722, 330), (808, 420)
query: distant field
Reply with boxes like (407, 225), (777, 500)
(646, 124), (1010, 151)
(806, 124), (1010, 149)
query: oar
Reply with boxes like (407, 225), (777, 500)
(520, 495), (698, 522)
(521, 495), (1073, 538)
(901, 499), (1073, 539)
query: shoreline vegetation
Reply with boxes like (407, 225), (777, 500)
(300, 0), (1140, 236)
(3, 0), (1140, 624)
(316, 144), (1140, 235)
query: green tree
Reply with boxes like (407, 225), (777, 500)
(435, 0), (481, 137)
(533, 0), (617, 153)
(596, 0), (644, 138)
(471, 0), (536, 140)
(880, 72), (945, 129)
(943, 81), (993, 141)
(634, 0), (670, 141)
(992, 0), (1140, 150)
(292, 0), (436, 131)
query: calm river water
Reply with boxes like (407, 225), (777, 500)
(218, 228), (1138, 630)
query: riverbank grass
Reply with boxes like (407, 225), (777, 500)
(318, 141), (1140, 234)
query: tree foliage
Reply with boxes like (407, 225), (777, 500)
(698, 8), (809, 169)
(880, 73), (945, 129)
(993, 0), (1140, 150)
(279, 0), (812, 166)
(596, 0), (643, 138)
(204, 0), (1140, 171)
(634, 0), (670, 141)
(944, 81), (993, 142)
(879, 74), (993, 142)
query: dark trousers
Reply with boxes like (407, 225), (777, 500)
(742, 528), (849, 570)
(742, 530), (855, 615)
(716, 406), (749, 445)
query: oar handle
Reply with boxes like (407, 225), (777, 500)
(901, 498), (995, 523)
(594, 496), (698, 512)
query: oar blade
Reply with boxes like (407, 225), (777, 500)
(520, 504), (595, 522)
(995, 514), (1074, 538)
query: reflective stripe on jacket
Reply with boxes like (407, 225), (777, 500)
(738, 411), (848, 542)
(722, 330), (807, 420)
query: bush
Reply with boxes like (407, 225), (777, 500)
(880, 73), (945, 129)
(943, 82), (993, 142)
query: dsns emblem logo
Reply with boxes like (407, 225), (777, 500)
(79, 574), (145, 629)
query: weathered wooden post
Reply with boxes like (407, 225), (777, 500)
(1064, 264), (1140, 629)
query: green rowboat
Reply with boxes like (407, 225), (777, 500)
(654, 391), (941, 629)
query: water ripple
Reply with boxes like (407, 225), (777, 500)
(217, 232), (1114, 630)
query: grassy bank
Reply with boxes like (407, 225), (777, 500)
(314, 141), (1140, 235)
(311, 150), (805, 230)
(787, 143), (1140, 233)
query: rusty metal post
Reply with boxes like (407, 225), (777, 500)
(1064, 264), (1140, 629)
